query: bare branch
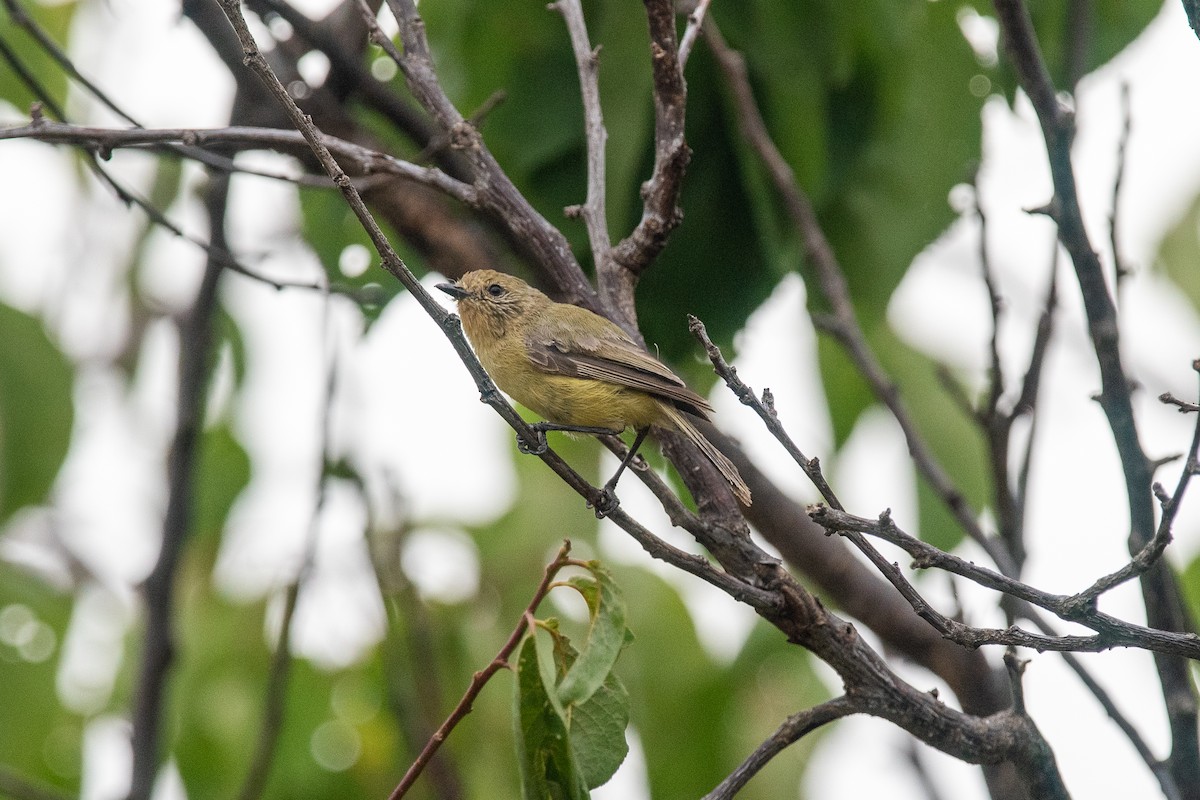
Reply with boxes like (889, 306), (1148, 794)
(608, 0), (691, 313)
(551, 0), (613, 282)
(701, 697), (859, 800)
(992, 2), (1200, 785)
(689, 315), (843, 510)
(0, 121), (477, 203)
(677, 0), (712, 70)
(810, 506), (1200, 659)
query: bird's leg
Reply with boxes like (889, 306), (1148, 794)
(593, 427), (650, 518)
(516, 422), (624, 455)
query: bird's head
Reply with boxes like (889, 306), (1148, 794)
(437, 270), (548, 337)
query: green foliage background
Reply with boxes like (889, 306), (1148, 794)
(0, 1), (1190, 799)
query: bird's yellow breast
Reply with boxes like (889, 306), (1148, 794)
(460, 305), (662, 430)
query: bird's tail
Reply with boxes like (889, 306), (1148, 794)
(658, 404), (752, 506)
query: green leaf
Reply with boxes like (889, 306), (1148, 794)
(0, 302), (73, 525)
(0, 564), (79, 792)
(542, 615), (630, 790)
(817, 331), (876, 448)
(878, 335), (987, 552)
(297, 188), (403, 322)
(1156, 191), (1200, 311)
(0, 2), (77, 116)
(555, 565), (627, 707)
(1182, 555), (1200, 625)
(193, 425), (250, 544)
(614, 569), (729, 797)
(513, 634), (590, 800)
(564, 660), (629, 789)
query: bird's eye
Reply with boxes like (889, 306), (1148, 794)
(487, 283), (505, 297)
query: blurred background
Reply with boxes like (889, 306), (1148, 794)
(2, 0), (1200, 798)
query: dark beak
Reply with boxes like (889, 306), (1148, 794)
(436, 281), (471, 300)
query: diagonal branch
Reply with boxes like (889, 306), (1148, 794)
(677, 0), (712, 71)
(386, 542), (574, 800)
(701, 696), (859, 800)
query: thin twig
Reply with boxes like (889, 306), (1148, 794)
(1069, 363), (1200, 604)
(688, 315), (842, 510)
(701, 696), (858, 800)
(677, 0), (712, 70)
(551, 0), (613, 282)
(387, 542), (574, 800)
(0, 121), (477, 203)
(810, 506), (1200, 659)
(1161, 393), (1200, 414)
(971, 183), (1022, 569)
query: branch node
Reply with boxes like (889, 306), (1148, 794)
(1159, 391), (1200, 414)
(1024, 199), (1058, 220)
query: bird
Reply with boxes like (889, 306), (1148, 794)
(437, 269), (751, 510)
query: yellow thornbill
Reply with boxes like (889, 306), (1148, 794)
(437, 269), (751, 510)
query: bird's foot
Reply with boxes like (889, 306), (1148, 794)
(516, 427), (549, 455)
(590, 487), (620, 519)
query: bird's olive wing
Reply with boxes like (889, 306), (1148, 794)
(525, 312), (714, 418)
